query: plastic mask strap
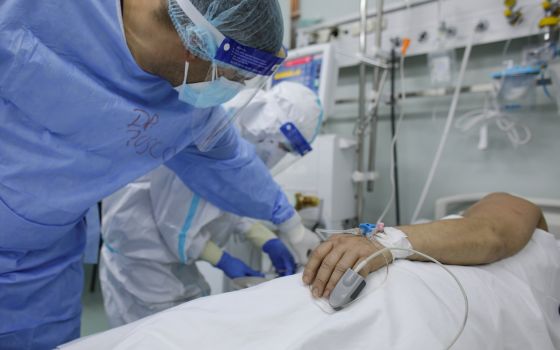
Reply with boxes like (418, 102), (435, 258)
(179, 61), (190, 98)
(211, 63), (218, 81)
(182, 61), (189, 86)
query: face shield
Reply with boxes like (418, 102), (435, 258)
(268, 123), (319, 176)
(170, 0), (287, 152)
(228, 82), (324, 173)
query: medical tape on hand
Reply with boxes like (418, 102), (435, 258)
(373, 227), (413, 260)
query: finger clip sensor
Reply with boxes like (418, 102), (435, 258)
(328, 268), (366, 311)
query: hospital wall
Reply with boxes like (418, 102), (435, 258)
(295, 1), (560, 225)
(279, 0), (291, 47)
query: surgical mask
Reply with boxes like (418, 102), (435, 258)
(179, 62), (244, 109)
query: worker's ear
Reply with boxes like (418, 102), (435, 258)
(185, 50), (203, 63)
(183, 50), (212, 83)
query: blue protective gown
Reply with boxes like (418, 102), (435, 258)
(0, 0), (294, 348)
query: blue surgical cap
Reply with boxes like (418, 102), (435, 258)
(168, 0), (285, 61)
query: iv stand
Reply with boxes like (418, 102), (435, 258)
(356, 0), (385, 221)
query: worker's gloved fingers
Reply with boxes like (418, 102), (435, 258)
(283, 255), (296, 276)
(244, 267), (265, 278)
(274, 258), (294, 277)
(217, 252), (264, 279)
(323, 251), (360, 299)
(302, 241), (334, 285)
(262, 238), (296, 277)
(310, 247), (344, 298)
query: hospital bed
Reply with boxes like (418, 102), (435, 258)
(61, 228), (560, 350)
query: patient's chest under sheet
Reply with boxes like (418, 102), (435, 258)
(63, 230), (560, 349)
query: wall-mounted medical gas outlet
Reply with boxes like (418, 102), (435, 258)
(297, 0), (542, 64)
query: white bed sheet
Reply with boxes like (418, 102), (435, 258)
(62, 230), (560, 350)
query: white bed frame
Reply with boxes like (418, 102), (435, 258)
(435, 193), (560, 240)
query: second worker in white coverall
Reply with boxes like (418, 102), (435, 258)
(100, 82), (323, 327)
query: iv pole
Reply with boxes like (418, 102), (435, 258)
(356, 0), (385, 221)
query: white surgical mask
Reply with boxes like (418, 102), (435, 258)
(178, 62), (244, 108)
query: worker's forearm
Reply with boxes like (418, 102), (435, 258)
(400, 218), (505, 265)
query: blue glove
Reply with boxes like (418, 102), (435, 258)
(262, 238), (297, 276)
(216, 251), (264, 279)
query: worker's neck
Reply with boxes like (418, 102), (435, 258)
(122, 0), (161, 75)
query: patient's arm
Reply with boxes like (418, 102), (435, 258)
(303, 192), (548, 299)
(406, 192), (548, 265)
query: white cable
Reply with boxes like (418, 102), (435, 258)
(495, 116), (532, 146)
(411, 28), (476, 223)
(377, 55), (406, 223)
(454, 109), (487, 131)
(455, 106), (533, 148)
(355, 247), (469, 350)
(315, 228), (359, 240)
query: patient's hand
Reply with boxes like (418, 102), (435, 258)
(302, 193), (547, 300)
(302, 235), (391, 299)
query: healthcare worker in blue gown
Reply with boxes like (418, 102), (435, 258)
(0, 0), (317, 348)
